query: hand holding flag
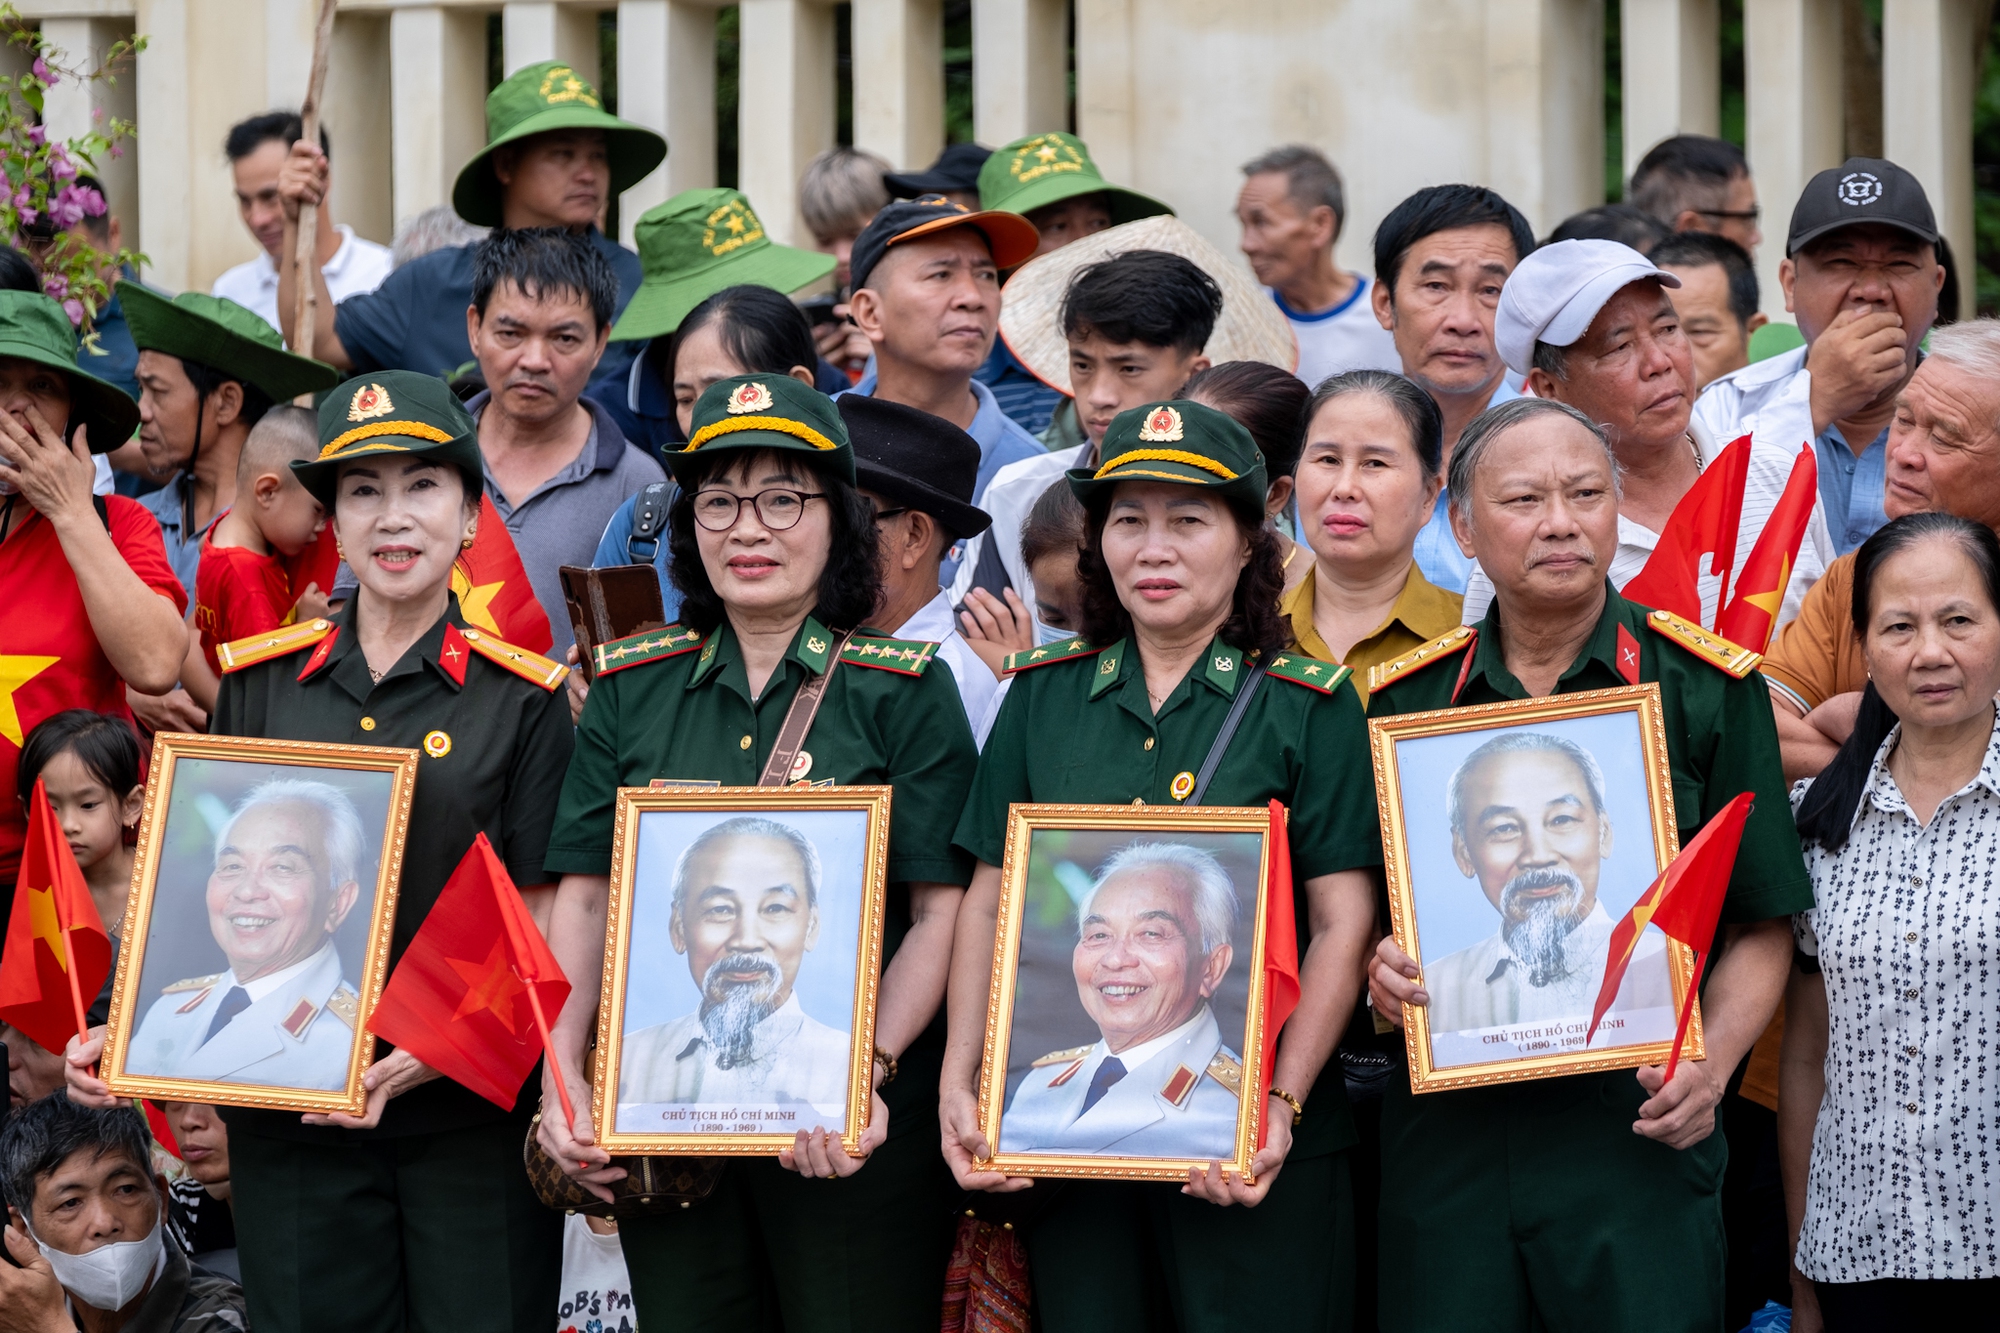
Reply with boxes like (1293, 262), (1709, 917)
(0, 778), (111, 1061)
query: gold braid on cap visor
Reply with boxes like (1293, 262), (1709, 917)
(1093, 448), (1239, 481)
(684, 415), (840, 453)
(319, 420), (458, 458)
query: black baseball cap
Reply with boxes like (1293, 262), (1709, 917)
(1787, 156), (1939, 256)
(848, 194), (1040, 291)
(837, 395), (992, 541)
(884, 142), (993, 199)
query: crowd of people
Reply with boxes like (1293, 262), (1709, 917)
(0, 52), (1992, 1333)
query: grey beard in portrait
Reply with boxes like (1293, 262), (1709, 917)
(1499, 867), (1591, 988)
(699, 953), (784, 1069)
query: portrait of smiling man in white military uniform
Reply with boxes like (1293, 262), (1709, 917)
(128, 779), (364, 1091)
(1001, 842), (1243, 1161)
(616, 816), (851, 1133)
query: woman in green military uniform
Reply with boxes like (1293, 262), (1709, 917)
(70, 370), (575, 1333)
(537, 374), (980, 1332)
(941, 400), (1380, 1332)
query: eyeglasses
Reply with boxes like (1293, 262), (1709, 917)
(870, 505), (910, 523)
(1694, 207), (1761, 222)
(691, 487), (827, 532)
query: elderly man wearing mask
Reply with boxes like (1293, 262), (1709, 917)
(1460, 239), (1837, 634)
(1367, 397), (1809, 1333)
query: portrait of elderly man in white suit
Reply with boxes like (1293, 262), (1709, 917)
(1001, 842), (1244, 1161)
(129, 778), (365, 1091)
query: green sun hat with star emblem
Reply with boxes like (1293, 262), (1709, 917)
(120, 284), (340, 403)
(292, 371), (484, 507)
(977, 132), (1173, 224)
(609, 187), (837, 342)
(452, 60), (669, 227)
(671, 372), (853, 485)
(1068, 398), (1267, 516)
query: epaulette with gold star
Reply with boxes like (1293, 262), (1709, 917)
(1264, 651), (1351, 695)
(460, 627), (568, 692)
(1031, 1045), (1093, 1068)
(1002, 637), (1094, 674)
(1368, 625), (1476, 694)
(1643, 609), (1762, 679)
(838, 634), (936, 676)
(326, 985), (358, 1031)
(1206, 1050), (1243, 1100)
(217, 618), (335, 673)
(592, 624), (704, 678)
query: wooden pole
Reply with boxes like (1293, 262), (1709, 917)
(292, 0), (340, 368)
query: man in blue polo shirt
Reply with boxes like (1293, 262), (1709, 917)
(271, 60), (664, 425)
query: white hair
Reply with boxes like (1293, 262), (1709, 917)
(1445, 732), (1609, 839)
(671, 816), (822, 916)
(1922, 319), (2000, 399)
(1078, 842), (1238, 954)
(214, 778), (365, 893)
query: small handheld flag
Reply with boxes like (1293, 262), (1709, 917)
(451, 496), (555, 653)
(1259, 800), (1300, 1148)
(1622, 434), (1753, 624)
(1715, 445), (1817, 653)
(0, 779), (111, 1059)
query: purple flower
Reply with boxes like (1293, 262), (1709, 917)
(46, 145), (76, 182)
(32, 57), (54, 87)
(62, 299), (83, 326)
(27, 124), (45, 146)
(43, 273), (67, 298)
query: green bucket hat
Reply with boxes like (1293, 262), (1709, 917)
(671, 373), (853, 485)
(453, 61), (669, 228)
(610, 188), (836, 342)
(120, 285), (339, 403)
(0, 290), (138, 450)
(978, 132), (1173, 225)
(292, 371), (484, 507)
(1068, 400), (1267, 513)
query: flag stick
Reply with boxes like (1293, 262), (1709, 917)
(290, 0), (339, 368)
(1661, 948), (1710, 1086)
(49, 874), (93, 1076)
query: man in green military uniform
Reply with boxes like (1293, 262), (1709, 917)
(1366, 396), (1808, 1332)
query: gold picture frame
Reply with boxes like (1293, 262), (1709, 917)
(1369, 684), (1705, 1093)
(593, 785), (892, 1156)
(103, 733), (418, 1116)
(975, 804), (1274, 1182)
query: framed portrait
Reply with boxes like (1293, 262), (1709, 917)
(975, 805), (1275, 1182)
(1369, 684), (1705, 1093)
(103, 734), (417, 1115)
(592, 786), (891, 1156)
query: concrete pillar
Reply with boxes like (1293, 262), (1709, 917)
(1744, 0), (1843, 317)
(389, 6), (491, 230)
(264, 0), (314, 110)
(617, 0), (717, 242)
(737, 0), (836, 246)
(1483, 0), (1605, 239)
(503, 2), (602, 79)
(134, 0), (191, 290)
(978, 0), (1068, 148)
(324, 12), (394, 247)
(1073, 0), (1133, 184)
(1620, 0), (1720, 182)
(39, 18), (141, 255)
(852, 0), (943, 171)
(1883, 0), (1979, 320)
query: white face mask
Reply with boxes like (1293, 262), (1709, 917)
(1034, 616), (1074, 646)
(30, 1216), (164, 1312)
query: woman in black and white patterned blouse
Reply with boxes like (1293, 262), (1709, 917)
(1781, 513), (2000, 1330)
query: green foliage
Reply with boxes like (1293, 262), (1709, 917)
(718, 6), (740, 188)
(1974, 11), (2000, 314)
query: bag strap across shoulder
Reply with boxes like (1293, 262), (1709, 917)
(757, 629), (854, 786)
(1187, 664), (1266, 807)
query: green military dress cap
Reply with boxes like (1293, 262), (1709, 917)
(610, 187), (836, 342)
(454, 60), (669, 227)
(978, 132), (1173, 224)
(120, 284), (339, 403)
(1069, 399), (1267, 512)
(292, 371), (484, 506)
(0, 289), (140, 450)
(673, 372), (853, 485)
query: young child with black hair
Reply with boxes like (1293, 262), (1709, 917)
(16, 709), (144, 943)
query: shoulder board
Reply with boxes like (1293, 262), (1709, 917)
(326, 986), (358, 1030)
(593, 624), (704, 678)
(1643, 609), (1762, 679)
(1368, 625), (1476, 694)
(840, 634), (938, 677)
(1206, 1050), (1243, 1099)
(217, 618), (335, 673)
(162, 973), (223, 995)
(1002, 637), (1094, 674)
(460, 628), (568, 691)
(1031, 1044), (1094, 1068)
(1264, 651), (1351, 695)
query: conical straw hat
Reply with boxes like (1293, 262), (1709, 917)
(998, 214), (1298, 390)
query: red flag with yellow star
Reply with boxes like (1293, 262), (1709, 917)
(1621, 435), (1753, 623)
(450, 497), (553, 654)
(1714, 445), (1817, 653)
(0, 779), (111, 1055)
(1259, 800), (1300, 1148)
(365, 833), (568, 1109)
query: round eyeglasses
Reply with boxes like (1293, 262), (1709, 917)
(691, 487), (828, 532)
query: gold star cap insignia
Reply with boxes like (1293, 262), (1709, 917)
(727, 382), (774, 414)
(347, 383), (393, 422)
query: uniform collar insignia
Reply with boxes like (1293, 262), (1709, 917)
(1089, 641), (1128, 699)
(1202, 641), (1243, 695)
(793, 617), (834, 673)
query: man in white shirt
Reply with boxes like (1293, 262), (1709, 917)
(1462, 239), (1835, 630)
(1237, 145), (1398, 388)
(211, 112), (392, 341)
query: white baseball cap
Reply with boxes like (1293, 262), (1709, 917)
(1495, 238), (1681, 376)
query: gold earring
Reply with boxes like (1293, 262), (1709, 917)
(461, 533), (476, 549)
(334, 539), (344, 560)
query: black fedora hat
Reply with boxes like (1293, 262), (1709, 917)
(836, 395), (992, 541)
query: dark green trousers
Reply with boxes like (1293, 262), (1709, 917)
(618, 1121), (957, 1333)
(231, 1120), (562, 1333)
(1023, 1150), (1354, 1333)
(1378, 1069), (1727, 1332)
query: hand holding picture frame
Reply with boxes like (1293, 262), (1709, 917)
(1368, 684), (1705, 1093)
(103, 734), (417, 1116)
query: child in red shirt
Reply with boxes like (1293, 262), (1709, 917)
(192, 405), (329, 680)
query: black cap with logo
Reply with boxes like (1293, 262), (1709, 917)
(1786, 156), (1939, 256)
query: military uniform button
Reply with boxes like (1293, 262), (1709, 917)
(1144, 736), (1155, 750)
(739, 735), (753, 750)
(360, 717), (376, 731)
